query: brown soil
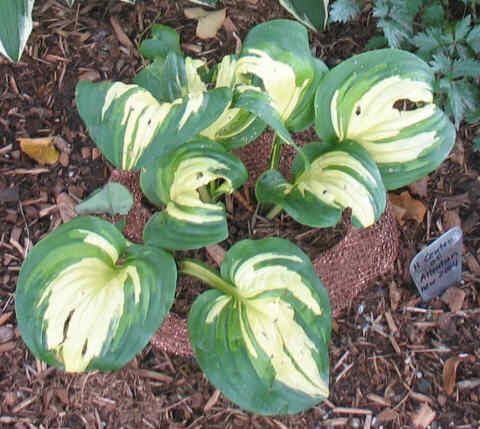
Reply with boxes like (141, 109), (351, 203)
(1, 1), (480, 428)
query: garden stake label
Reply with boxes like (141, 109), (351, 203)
(410, 227), (463, 301)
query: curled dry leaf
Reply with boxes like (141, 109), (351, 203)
(443, 354), (475, 395)
(389, 191), (427, 225)
(185, 7), (227, 39)
(18, 137), (59, 165)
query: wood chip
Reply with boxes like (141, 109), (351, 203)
(110, 15), (134, 50)
(0, 312), (13, 326)
(0, 326), (14, 344)
(0, 186), (19, 203)
(366, 393), (391, 407)
(0, 341), (17, 353)
(204, 389), (221, 412)
(384, 310), (398, 335)
(57, 192), (77, 223)
(389, 282), (402, 311)
(333, 407), (372, 415)
(409, 391), (433, 404)
(376, 408), (398, 423)
(411, 403), (436, 428)
(5, 168), (50, 175)
(443, 210), (461, 230)
(443, 354), (475, 395)
(135, 369), (173, 383)
(320, 418), (348, 426)
(441, 287), (466, 312)
(465, 252), (480, 274)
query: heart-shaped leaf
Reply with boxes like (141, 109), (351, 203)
(138, 24), (182, 60)
(75, 81), (232, 170)
(185, 238), (331, 415)
(314, 49), (455, 190)
(15, 217), (177, 372)
(141, 138), (247, 250)
(237, 19), (327, 130)
(75, 182), (134, 216)
(256, 140), (386, 228)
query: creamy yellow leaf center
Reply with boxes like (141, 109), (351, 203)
(38, 257), (141, 372)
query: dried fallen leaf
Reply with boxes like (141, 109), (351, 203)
(443, 210), (461, 230)
(184, 7), (209, 19)
(185, 7), (227, 39)
(408, 176), (428, 198)
(57, 192), (77, 224)
(441, 286), (466, 312)
(205, 244), (226, 267)
(389, 191), (427, 224)
(78, 69), (101, 82)
(18, 137), (59, 165)
(443, 354), (475, 395)
(411, 403), (436, 428)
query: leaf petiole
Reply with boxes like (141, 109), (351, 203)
(180, 259), (243, 301)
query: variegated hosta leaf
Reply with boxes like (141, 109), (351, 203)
(200, 55), (266, 149)
(236, 19), (328, 131)
(186, 238), (331, 415)
(256, 141), (386, 229)
(141, 138), (247, 250)
(75, 81), (231, 171)
(15, 217), (177, 372)
(0, 0), (34, 63)
(279, 0), (329, 31)
(314, 49), (456, 190)
(134, 52), (207, 103)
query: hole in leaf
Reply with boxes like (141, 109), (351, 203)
(393, 99), (423, 111)
(355, 106), (361, 116)
(81, 339), (88, 357)
(62, 310), (74, 344)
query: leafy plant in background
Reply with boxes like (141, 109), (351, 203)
(15, 19), (455, 415)
(329, 0), (480, 128)
(0, 0), (134, 63)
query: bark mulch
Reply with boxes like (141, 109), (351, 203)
(1, 1), (479, 428)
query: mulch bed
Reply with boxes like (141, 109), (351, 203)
(1, 1), (480, 428)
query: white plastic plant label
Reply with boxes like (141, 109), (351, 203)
(410, 227), (463, 301)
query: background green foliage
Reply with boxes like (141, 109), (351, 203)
(329, 0), (480, 128)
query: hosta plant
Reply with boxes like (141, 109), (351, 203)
(15, 19), (456, 416)
(257, 48), (455, 227)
